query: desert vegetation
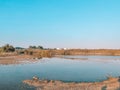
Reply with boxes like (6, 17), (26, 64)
(0, 44), (15, 52)
(1, 44), (120, 58)
(0, 44), (16, 57)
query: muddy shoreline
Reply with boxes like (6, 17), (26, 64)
(0, 55), (39, 65)
(23, 77), (120, 90)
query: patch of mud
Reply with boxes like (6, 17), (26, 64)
(23, 77), (120, 90)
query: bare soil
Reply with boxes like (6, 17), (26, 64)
(0, 55), (37, 65)
(23, 77), (120, 90)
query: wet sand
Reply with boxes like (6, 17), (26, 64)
(23, 77), (120, 90)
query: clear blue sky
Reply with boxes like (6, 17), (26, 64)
(0, 0), (120, 48)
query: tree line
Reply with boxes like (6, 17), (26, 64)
(0, 44), (44, 53)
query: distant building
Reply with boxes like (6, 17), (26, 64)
(56, 48), (61, 50)
(56, 48), (69, 50)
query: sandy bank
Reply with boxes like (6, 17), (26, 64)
(23, 77), (120, 90)
(0, 55), (39, 65)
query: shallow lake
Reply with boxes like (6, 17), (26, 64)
(1, 56), (120, 90)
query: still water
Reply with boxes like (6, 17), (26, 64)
(0, 56), (120, 90)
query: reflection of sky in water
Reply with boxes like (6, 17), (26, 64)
(0, 56), (120, 89)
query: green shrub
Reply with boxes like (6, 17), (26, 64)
(2, 44), (15, 52)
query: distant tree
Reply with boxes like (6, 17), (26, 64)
(29, 45), (43, 49)
(37, 46), (43, 49)
(29, 46), (37, 49)
(32, 46), (37, 49)
(15, 47), (24, 50)
(2, 44), (15, 52)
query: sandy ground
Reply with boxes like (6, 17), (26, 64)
(0, 55), (38, 65)
(23, 77), (120, 90)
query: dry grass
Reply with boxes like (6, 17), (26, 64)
(1, 49), (120, 58)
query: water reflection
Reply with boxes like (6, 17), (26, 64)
(57, 55), (120, 64)
(0, 58), (39, 65)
